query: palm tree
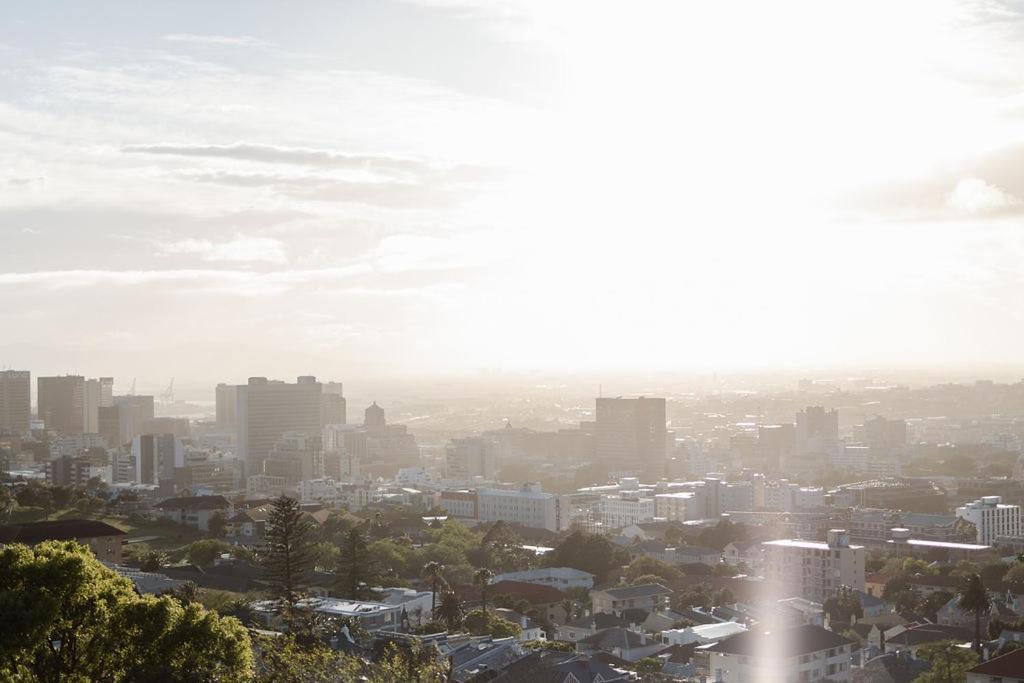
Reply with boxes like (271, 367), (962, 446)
(422, 561), (445, 616)
(436, 591), (464, 631)
(474, 568), (494, 613)
(956, 572), (991, 654)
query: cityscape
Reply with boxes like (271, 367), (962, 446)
(5, 1), (1024, 682)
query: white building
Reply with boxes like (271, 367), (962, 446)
(706, 624), (853, 682)
(396, 467), (435, 488)
(599, 494), (655, 528)
(655, 491), (701, 521)
(493, 567), (595, 590)
(298, 477), (342, 504)
(477, 483), (571, 532)
(762, 530), (866, 602)
(663, 621), (747, 646)
(956, 496), (1022, 545)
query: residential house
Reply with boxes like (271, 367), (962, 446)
(0, 518), (127, 563)
(492, 651), (630, 682)
(577, 627), (665, 663)
(555, 613), (628, 643)
(154, 494), (232, 532)
(966, 647), (1024, 683)
(477, 580), (569, 624)
(591, 584), (673, 617)
(705, 624), (854, 683)
(884, 623), (972, 658)
(663, 621), (748, 646)
(494, 608), (545, 641)
(723, 538), (764, 573)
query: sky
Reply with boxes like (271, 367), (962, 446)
(3, 0), (1024, 389)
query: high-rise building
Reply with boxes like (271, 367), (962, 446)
(321, 382), (346, 426)
(594, 397), (667, 472)
(132, 433), (183, 485)
(215, 383), (237, 428)
(0, 370), (31, 435)
(364, 401), (386, 430)
(794, 406), (839, 458)
(38, 375), (86, 434)
(113, 395), (155, 444)
(445, 437), (498, 481)
(99, 377), (114, 407)
(98, 405), (121, 447)
(235, 376), (325, 475)
(83, 378), (102, 433)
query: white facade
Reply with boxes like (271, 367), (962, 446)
(445, 437), (498, 481)
(956, 496), (1022, 545)
(298, 477), (342, 504)
(477, 483), (570, 532)
(599, 494), (656, 528)
(762, 530), (866, 603)
(493, 567), (595, 590)
(655, 491), (700, 521)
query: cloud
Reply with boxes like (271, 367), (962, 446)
(160, 234), (288, 263)
(161, 34), (275, 48)
(947, 177), (1022, 215)
(123, 142), (433, 177)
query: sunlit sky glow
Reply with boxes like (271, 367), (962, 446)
(3, 0), (1024, 385)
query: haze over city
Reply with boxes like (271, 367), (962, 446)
(5, 2), (1024, 682)
(4, 1), (1024, 383)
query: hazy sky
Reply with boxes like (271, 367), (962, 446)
(3, 0), (1024, 386)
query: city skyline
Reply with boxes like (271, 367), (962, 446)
(5, 1), (1024, 380)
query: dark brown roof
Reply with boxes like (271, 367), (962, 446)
(598, 583), (673, 599)
(967, 647), (1024, 676)
(0, 519), (127, 544)
(482, 580), (566, 604)
(155, 495), (231, 510)
(705, 624), (853, 657)
(886, 624), (972, 646)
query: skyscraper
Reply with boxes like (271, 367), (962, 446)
(38, 375), (86, 434)
(794, 406), (839, 457)
(321, 381), (346, 426)
(364, 401), (386, 430)
(113, 395), (156, 444)
(235, 376), (326, 475)
(215, 383), (237, 428)
(0, 370), (31, 435)
(594, 397), (667, 473)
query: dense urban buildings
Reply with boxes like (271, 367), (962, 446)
(0, 370), (30, 435)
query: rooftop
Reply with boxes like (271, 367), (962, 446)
(0, 519), (127, 544)
(705, 624), (853, 657)
(155, 495), (231, 510)
(762, 539), (865, 550)
(966, 647), (1024, 677)
(597, 583), (674, 599)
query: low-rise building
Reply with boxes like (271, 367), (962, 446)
(154, 494), (233, 532)
(0, 518), (127, 563)
(966, 648), (1024, 683)
(705, 624), (854, 682)
(477, 483), (571, 532)
(591, 584), (673, 617)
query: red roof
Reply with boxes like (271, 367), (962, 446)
(967, 647), (1024, 676)
(459, 579), (566, 605)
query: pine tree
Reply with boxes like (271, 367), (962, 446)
(263, 495), (314, 605)
(335, 526), (381, 600)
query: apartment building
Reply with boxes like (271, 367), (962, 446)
(956, 496), (1022, 545)
(762, 529), (866, 602)
(477, 483), (571, 532)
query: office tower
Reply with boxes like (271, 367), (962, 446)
(854, 416), (907, 454)
(262, 432), (324, 486)
(321, 381), (346, 426)
(38, 375), (86, 434)
(83, 378), (101, 433)
(236, 376), (324, 476)
(794, 406), (839, 458)
(445, 437), (498, 480)
(98, 405), (121, 447)
(757, 423), (794, 472)
(113, 395), (155, 444)
(364, 401), (386, 430)
(215, 383), (237, 428)
(99, 377), (114, 407)
(0, 370), (31, 435)
(762, 529), (866, 602)
(594, 397), (667, 472)
(133, 433), (183, 485)
(323, 424), (366, 482)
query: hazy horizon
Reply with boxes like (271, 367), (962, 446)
(5, 1), (1024, 380)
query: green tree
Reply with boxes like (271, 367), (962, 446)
(0, 540), (252, 682)
(822, 585), (863, 630)
(474, 567), (494, 613)
(264, 495), (315, 605)
(635, 656), (664, 677)
(955, 573), (991, 654)
(335, 526), (381, 600)
(436, 591), (464, 631)
(208, 510), (228, 539)
(912, 640), (979, 683)
(139, 550), (167, 572)
(544, 531), (629, 583)
(463, 609), (522, 638)
(421, 560), (446, 616)
(186, 538), (234, 567)
(624, 556), (682, 584)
